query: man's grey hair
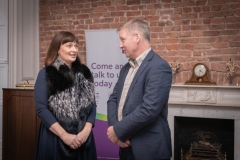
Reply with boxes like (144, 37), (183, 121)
(117, 19), (150, 42)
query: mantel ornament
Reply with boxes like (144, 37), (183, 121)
(226, 59), (238, 85)
(16, 80), (34, 89)
(170, 63), (180, 84)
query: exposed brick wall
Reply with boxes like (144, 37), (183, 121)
(39, 0), (240, 85)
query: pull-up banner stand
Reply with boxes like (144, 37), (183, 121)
(85, 29), (128, 160)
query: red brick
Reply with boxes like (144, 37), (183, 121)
(142, 9), (155, 15)
(166, 32), (178, 38)
(183, 7), (192, 13)
(235, 9), (240, 16)
(217, 72), (226, 85)
(163, 4), (171, 9)
(211, 18), (222, 24)
(200, 37), (217, 43)
(209, 0), (227, 5)
(174, 20), (181, 25)
(215, 10), (234, 17)
(130, 6), (139, 10)
(203, 19), (212, 24)
(199, 12), (215, 18)
(220, 48), (238, 54)
(203, 31), (220, 36)
(166, 51), (178, 56)
(212, 42), (229, 48)
(202, 6), (210, 11)
(97, 1), (111, 6)
(212, 5), (220, 11)
(191, 19), (203, 25)
(151, 26), (164, 32)
(182, 26), (191, 31)
(194, 44), (211, 49)
(229, 42), (240, 47)
(93, 6), (109, 13)
(164, 26), (181, 32)
(209, 25), (225, 30)
(160, 9), (174, 15)
(191, 31), (203, 36)
(220, 4), (231, 11)
(193, 51), (202, 56)
(77, 14), (89, 19)
(182, 20), (190, 25)
(185, 44), (194, 50)
(178, 56), (187, 62)
(230, 4), (240, 9)
(162, 38), (179, 44)
(166, 44), (181, 50)
(157, 33), (166, 38)
(191, 25), (208, 30)
(221, 30), (239, 35)
(145, 16), (160, 21)
(39, 1), (240, 85)
(193, 7), (201, 12)
(227, 23), (240, 29)
(217, 36), (234, 42)
(196, 0), (207, 5)
(151, 38), (161, 44)
(177, 51), (192, 56)
(181, 38), (199, 43)
(161, 56), (178, 62)
(174, 8), (182, 14)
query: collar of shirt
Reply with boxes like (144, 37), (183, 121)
(128, 48), (151, 68)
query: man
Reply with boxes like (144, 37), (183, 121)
(107, 19), (172, 160)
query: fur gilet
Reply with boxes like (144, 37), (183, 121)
(46, 57), (95, 159)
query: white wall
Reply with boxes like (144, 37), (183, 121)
(0, 0), (8, 158)
(0, 0), (39, 159)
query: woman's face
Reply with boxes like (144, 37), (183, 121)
(58, 41), (78, 68)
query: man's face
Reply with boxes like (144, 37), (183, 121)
(119, 28), (138, 59)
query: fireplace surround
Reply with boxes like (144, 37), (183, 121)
(168, 84), (240, 160)
(174, 116), (234, 160)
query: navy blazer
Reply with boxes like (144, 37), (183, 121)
(107, 50), (172, 159)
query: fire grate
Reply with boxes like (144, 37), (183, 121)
(180, 131), (226, 160)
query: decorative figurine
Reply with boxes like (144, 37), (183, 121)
(226, 59), (238, 85)
(170, 63), (180, 84)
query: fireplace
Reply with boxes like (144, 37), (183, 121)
(174, 116), (234, 160)
(168, 85), (240, 160)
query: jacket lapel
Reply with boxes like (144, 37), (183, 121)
(123, 50), (154, 106)
(117, 63), (131, 103)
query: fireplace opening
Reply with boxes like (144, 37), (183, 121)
(174, 116), (234, 160)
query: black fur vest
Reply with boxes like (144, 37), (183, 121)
(46, 57), (93, 96)
(46, 57), (95, 159)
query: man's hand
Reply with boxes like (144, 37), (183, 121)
(107, 126), (131, 148)
(107, 126), (118, 143)
(116, 140), (131, 148)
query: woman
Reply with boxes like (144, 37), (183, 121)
(34, 31), (97, 160)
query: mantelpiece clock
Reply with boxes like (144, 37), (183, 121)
(185, 63), (216, 85)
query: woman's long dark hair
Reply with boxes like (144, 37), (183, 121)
(44, 31), (79, 66)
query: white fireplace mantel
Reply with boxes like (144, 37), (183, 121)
(169, 84), (240, 107)
(167, 84), (240, 160)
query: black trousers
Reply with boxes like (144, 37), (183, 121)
(119, 147), (170, 160)
(119, 147), (134, 160)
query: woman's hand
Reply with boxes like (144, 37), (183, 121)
(49, 122), (81, 149)
(60, 132), (81, 149)
(76, 122), (92, 144)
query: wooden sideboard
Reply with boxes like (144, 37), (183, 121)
(2, 88), (41, 160)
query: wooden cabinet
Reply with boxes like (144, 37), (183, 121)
(2, 88), (41, 160)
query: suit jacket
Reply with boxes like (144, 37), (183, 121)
(107, 50), (172, 159)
